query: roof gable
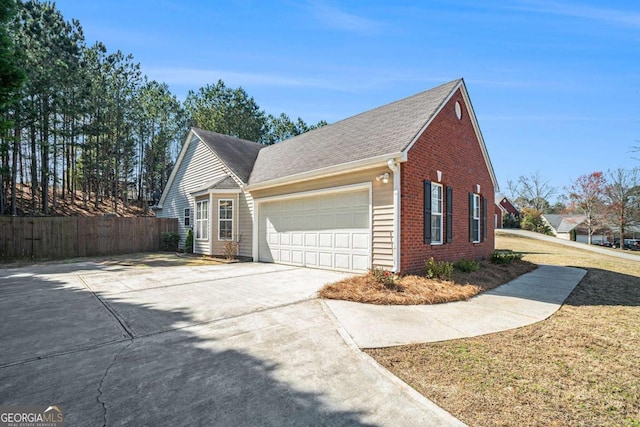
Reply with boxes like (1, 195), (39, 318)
(193, 128), (264, 184)
(543, 214), (587, 233)
(249, 79), (462, 185)
(156, 128), (262, 208)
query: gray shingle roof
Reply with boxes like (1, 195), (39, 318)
(193, 128), (264, 184)
(249, 79), (462, 185)
(544, 214), (586, 233)
(191, 175), (240, 194)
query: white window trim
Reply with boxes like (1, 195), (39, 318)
(431, 183), (443, 245)
(195, 200), (209, 241)
(184, 208), (190, 227)
(472, 193), (481, 243)
(218, 199), (234, 241)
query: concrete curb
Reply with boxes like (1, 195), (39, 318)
(320, 300), (468, 427)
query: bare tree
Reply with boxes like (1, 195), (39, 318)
(603, 168), (640, 250)
(510, 171), (557, 211)
(567, 172), (606, 245)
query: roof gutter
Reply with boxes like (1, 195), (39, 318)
(387, 158), (401, 273)
(246, 152), (405, 191)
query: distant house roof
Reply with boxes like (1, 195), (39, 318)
(543, 214), (586, 233)
(495, 194), (520, 216)
(249, 79), (464, 185)
(193, 128), (264, 184)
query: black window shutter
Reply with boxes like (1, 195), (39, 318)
(424, 180), (432, 244)
(446, 186), (453, 243)
(482, 196), (488, 242)
(468, 192), (474, 242)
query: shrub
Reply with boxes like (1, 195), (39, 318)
(520, 208), (553, 235)
(453, 259), (480, 273)
(223, 240), (238, 261)
(160, 232), (180, 251)
(369, 267), (401, 290)
(424, 257), (453, 281)
(185, 229), (194, 254)
(490, 250), (523, 264)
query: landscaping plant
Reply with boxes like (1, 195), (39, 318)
(453, 259), (480, 273)
(424, 257), (454, 281)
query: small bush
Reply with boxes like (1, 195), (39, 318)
(520, 208), (553, 235)
(185, 229), (194, 254)
(424, 257), (453, 281)
(491, 250), (523, 264)
(454, 259), (480, 273)
(160, 232), (180, 251)
(223, 240), (238, 261)
(370, 267), (401, 290)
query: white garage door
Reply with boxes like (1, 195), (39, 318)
(258, 190), (370, 272)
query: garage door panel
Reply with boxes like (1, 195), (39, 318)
(353, 254), (369, 271)
(292, 250), (303, 264)
(335, 233), (350, 249)
(319, 233), (333, 247)
(335, 253), (350, 270)
(268, 233), (279, 245)
(280, 233), (290, 245)
(291, 233), (303, 246)
(319, 252), (333, 267)
(304, 233), (317, 247)
(258, 189), (371, 272)
(353, 233), (369, 250)
(305, 251), (318, 266)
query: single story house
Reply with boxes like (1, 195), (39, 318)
(155, 79), (498, 274)
(542, 214), (586, 241)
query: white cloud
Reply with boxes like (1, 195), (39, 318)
(515, 0), (640, 29)
(304, 0), (382, 34)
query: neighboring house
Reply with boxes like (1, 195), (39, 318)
(542, 214), (588, 241)
(494, 194), (520, 229)
(155, 79), (498, 274)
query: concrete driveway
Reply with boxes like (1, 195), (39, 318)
(0, 261), (461, 426)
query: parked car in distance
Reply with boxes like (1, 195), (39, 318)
(612, 238), (640, 250)
(591, 239), (612, 247)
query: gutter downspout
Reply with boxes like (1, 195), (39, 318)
(387, 159), (401, 273)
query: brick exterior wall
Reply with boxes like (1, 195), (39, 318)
(400, 89), (495, 274)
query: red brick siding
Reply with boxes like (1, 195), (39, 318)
(400, 89), (495, 274)
(495, 204), (503, 229)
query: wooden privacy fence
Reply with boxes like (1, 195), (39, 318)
(0, 216), (178, 260)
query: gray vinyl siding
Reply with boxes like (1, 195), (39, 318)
(155, 136), (227, 252)
(372, 183), (394, 269)
(237, 191), (254, 258)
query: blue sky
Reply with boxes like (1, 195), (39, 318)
(53, 0), (640, 197)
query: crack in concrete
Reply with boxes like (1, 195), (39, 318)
(0, 339), (130, 369)
(78, 265), (301, 296)
(97, 340), (133, 427)
(77, 275), (135, 339)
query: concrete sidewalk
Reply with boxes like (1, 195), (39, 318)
(324, 265), (586, 348)
(498, 229), (640, 261)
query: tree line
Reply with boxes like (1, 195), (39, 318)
(0, 0), (325, 216)
(506, 169), (640, 247)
